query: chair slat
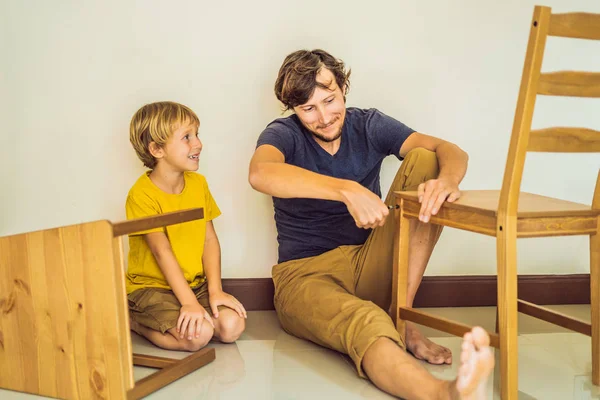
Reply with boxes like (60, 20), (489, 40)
(127, 349), (215, 400)
(538, 71), (600, 98)
(528, 127), (600, 153)
(399, 307), (500, 348)
(111, 208), (204, 237)
(549, 12), (600, 40)
(517, 300), (591, 335)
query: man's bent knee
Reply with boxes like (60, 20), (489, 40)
(400, 148), (439, 191)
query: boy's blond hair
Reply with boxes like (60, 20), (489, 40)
(130, 101), (200, 169)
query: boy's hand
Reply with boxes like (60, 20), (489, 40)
(208, 290), (247, 319)
(177, 302), (214, 340)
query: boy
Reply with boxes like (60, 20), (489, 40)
(126, 101), (246, 351)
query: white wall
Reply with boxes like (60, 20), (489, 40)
(1, 0), (599, 277)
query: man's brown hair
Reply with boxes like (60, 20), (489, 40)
(274, 49), (351, 111)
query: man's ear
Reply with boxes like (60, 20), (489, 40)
(148, 142), (164, 159)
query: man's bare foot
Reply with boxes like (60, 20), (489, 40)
(454, 326), (495, 400)
(406, 321), (453, 364)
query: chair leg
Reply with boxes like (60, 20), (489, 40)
(127, 348), (215, 400)
(492, 309), (502, 399)
(591, 229), (599, 386)
(496, 219), (519, 400)
(392, 203), (410, 340)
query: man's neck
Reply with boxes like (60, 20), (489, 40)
(313, 136), (342, 155)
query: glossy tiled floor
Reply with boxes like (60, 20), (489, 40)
(2, 305), (598, 399)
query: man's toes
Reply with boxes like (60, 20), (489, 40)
(428, 350), (447, 364)
(458, 362), (471, 378)
(463, 332), (473, 345)
(431, 356), (446, 365)
(471, 326), (490, 348)
(481, 347), (495, 368)
(418, 347), (441, 364)
(462, 338), (474, 355)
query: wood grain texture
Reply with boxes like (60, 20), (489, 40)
(0, 221), (130, 399)
(113, 237), (134, 390)
(132, 354), (178, 369)
(517, 215), (598, 237)
(517, 300), (591, 335)
(549, 12), (600, 40)
(395, 190), (596, 219)
(398, 307), (500, 348)
(591, 218), (599, 385)
(127, 348), (215, 400)
(528, 127), (600, 153)
(392, 200), (410, 338)
(112, 208), (204, 237)
(538, 71), (600, 98)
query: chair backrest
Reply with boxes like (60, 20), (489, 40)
(0, 208), (204, 399)
(499, 5), (600, 217)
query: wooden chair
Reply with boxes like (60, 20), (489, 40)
(391, 5), (600, 400)
(0, 208), (215, 399)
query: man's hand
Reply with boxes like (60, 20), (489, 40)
(417, 177), (461, 223)
(340, 181), (389, 229)
(209, 290), (247, 319)
(177, 302), (214, 340)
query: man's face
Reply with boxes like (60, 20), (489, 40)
(293, 68), (346, 143)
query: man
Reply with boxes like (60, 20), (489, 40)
(249, 49), (493, 399)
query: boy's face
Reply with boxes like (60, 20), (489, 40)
(293, 67), (346, 144)
(154, 121), (202, 172)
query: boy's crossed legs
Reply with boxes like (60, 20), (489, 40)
(128, 282), (245, 351)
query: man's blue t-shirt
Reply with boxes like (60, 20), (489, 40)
(256, 107), (414, 263)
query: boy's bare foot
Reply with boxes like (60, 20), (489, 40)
(406, 321), (453, 364)
(454, 326), (495, 400)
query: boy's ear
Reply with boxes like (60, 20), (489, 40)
(148, 142), (164, 159)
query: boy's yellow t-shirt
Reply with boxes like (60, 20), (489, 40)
(125, 171), (221, 294)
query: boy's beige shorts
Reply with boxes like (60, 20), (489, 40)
(128, 280), (226, 334)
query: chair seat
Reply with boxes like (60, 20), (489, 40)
(394, 190), (598, 238)
(394, 190), (597, 218)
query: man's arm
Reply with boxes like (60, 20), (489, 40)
(399, 132), (469, 222)
(249, 144), (352, 201)
(248, 144), (389, 229)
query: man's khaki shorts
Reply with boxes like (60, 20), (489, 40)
(272, 148), (440, 378)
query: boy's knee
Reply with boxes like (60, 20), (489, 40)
(179, 323), (213, 351)
(217, 314), (246, 343)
